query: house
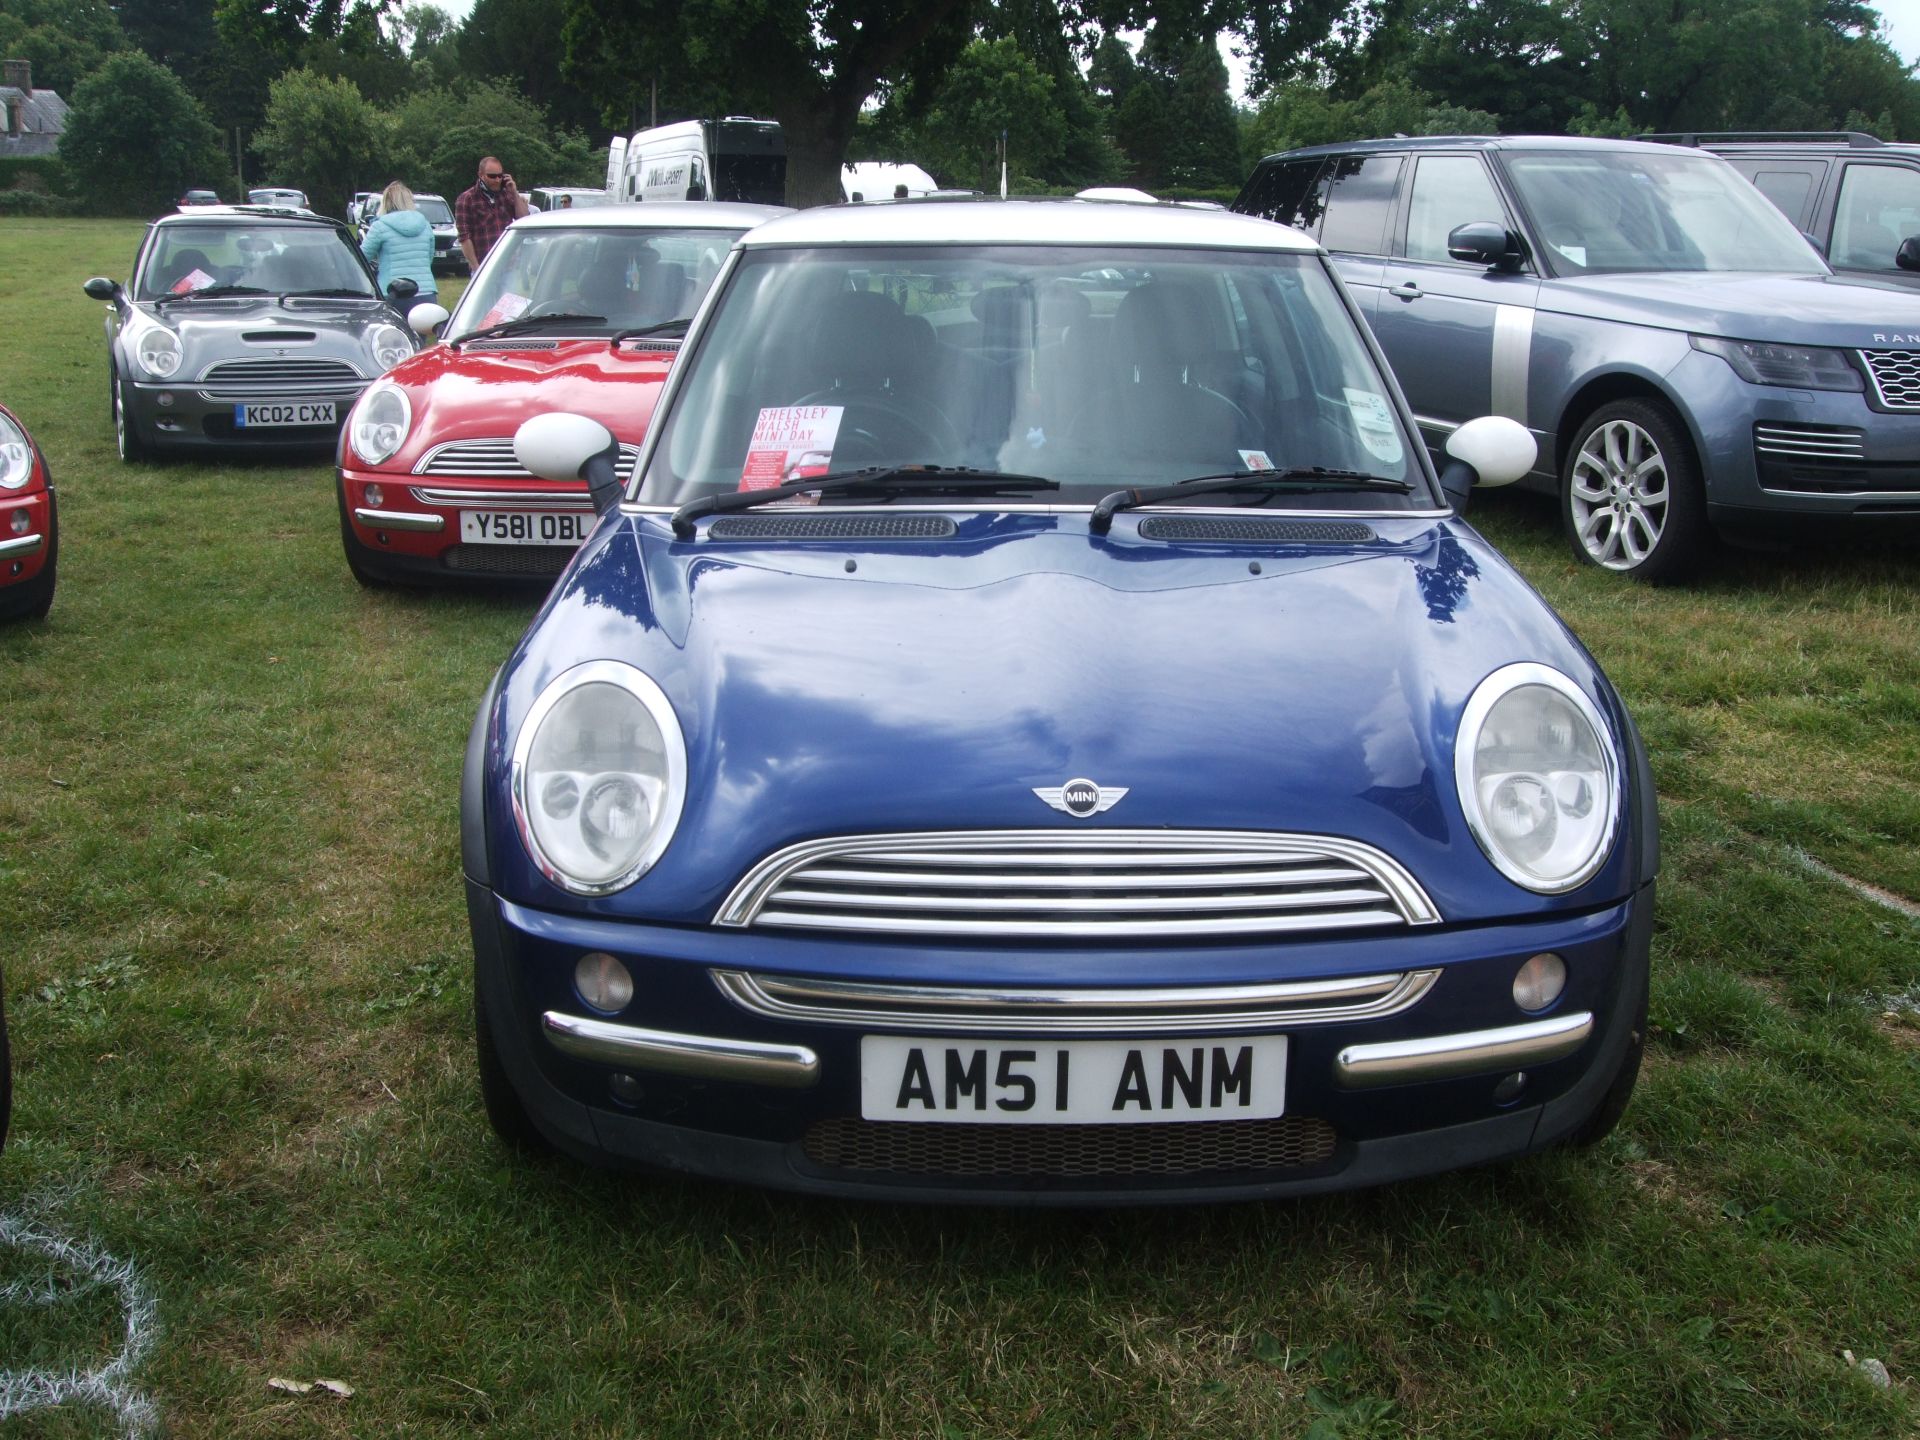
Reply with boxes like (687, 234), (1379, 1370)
(2, 60), (69, 160)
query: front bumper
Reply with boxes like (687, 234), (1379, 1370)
(467, 878), (1656, 1204)
(0, 488), (54, 588)
(339, 467), (594, 582)
(128, 377), (368, 452)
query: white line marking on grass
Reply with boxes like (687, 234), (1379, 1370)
(0, 1214), (161, 1437)
(1790, 848), (1920, 922)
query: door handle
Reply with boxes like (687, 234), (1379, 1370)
(1391, 281), (1422, 302)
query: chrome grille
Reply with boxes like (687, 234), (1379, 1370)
(1754, 423), (1865, 461)
(716, 831), (1440, 939)
(201, 357), (364, 384)
(802, 1114), (1339, 1178)
(413, 438), (641, 479)
(1860, 349), (1920, 409)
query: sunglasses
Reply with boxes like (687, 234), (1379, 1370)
(483, 172), (504, 180)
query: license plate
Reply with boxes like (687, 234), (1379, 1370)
(859, 1036), (1287, 1125)
(459, 511), (592, 546)
(235, 400), (336, 428)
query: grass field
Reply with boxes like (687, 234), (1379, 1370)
(1, 217), (1917, 1438)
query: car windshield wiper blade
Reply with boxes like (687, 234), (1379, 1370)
(671, 464), (1060, 537)
(610, 318), (691, 346)
(154, 284), (269, 304)
(1090, 467), (1414, 533)
(454, 312), (606, 347)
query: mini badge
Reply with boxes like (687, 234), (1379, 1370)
(1033, 778), (1128, 817)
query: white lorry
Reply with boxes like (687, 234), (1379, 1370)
(840, 162), (937, 201)
(613, 118), (786, 205)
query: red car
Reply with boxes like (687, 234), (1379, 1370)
(336, 202), (788, 586)
(0, 403), (56, 621)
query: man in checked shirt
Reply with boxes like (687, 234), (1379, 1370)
(455, 155), (530, 273)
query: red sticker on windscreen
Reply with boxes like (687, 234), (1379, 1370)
(739, 405), (845, 491)
(171, 268), (214, 294)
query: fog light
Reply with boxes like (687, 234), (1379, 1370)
(608, 1073), (643, 1106)
(1493, 1071), (1528, 1103)
(1513, 952), (1566, 1011)
(575, 951), (633, 1012)
(9, 510), (27, 534)
(364, 482), (385, 507)
(156, 391), (174, 408)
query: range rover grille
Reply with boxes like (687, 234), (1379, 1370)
(1860, 349), (1920, 409)
(716, 831), (1440, 939)
(1753, 423), (1865, 461)
(414, 438), (641, 479)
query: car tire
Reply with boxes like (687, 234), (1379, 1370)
(336, 479), (395, 588)
(1565, 987), (1646, 1148)
(474, 979), (551, 1154)
(0, 492), (56, 621)
(112, 367), (148, 464)
(1561, 398), (1707, 584)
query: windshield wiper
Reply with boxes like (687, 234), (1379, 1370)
(671, 464), (1059, 537)
(154, 284), (268, 304)
(454, 312), (606, 347)
(1090, 467), (1414, 533)
(610, 318), (690, 347)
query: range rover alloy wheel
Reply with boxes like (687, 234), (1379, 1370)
(1561, 399), (1706, 584)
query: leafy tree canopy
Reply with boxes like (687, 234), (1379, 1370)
(253, 65), (389, 212)
(58, 48), (224, 211)
(0, 0), (129, 94)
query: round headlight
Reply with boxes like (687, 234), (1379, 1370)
(1455, 664), (1619, 893)
(135, 326), (181, 378)
(368, 322), (413, 372)
(349, 382), (412, 466)
(0, 413), (31, 490)
(512, 661), (687, 894)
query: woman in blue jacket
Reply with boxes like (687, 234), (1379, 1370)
(360, 181), (437, 302)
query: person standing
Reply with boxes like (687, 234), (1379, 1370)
(360, 181), (438, 302)
(455, 156), (528, 272)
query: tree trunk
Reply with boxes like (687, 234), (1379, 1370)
(773, 99), (858, 209)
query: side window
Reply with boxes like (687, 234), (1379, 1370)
(1404, 155), (1509, 262)
(1318, 156), (1403, 255)
(1728, 161), (1821, 228)
(1237, 159), (1327, 232)
(1831, 163), (1920, 269)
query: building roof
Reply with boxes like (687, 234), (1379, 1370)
(0, 82), (69, 159)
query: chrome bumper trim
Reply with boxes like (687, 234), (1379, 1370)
(1335, 1012), (1593, 1088)
(0, 533), (44, 559)
(712, 968), (1440, 1035)
(353, 507), (444, 532)
(540, 1011), (820, 1087)
(410, 487), (594, 508)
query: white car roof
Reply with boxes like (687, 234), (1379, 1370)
(510, 201), (791, 232)
(739, 197), (1320, 251)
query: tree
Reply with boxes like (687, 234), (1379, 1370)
(58, 50), (224, 211)
(253, 67), (389, 213)
(0, 0), (130, 95)
(1164, 38), (1240, 188)
(912, 37), (1068, 191)
(561, 0), (979, 206)
(460, 0), (603, 131)
(389, 79), (588, 196)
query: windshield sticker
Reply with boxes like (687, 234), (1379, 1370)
(170, 268), (215, 294)
(1238, 449), (1274, 471)
(1343, 388), (1404, 464)
(1553, 243), (1587, 267)
(477, 292), (529, 329)
(741, 405), (845, 491)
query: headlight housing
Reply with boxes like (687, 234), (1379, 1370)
(348, 382), (411, 466)
(368, 322), (413, 372)
(1691, 335), (1863, 392)
(133, 325), (182, 378)
(511, 661), (687, 895)
(1455, 664), (1619, 894)
(0, 412), (32, 489)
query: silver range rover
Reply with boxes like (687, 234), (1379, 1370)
(1234, 136), (1920, 581)
(84, 206), (424, 460)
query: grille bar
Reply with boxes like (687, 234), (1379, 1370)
(414, 437), (640, 479)
(717, 830), (1440, 939)
(201, 358), (364, 382)
(1860, 349), (1920, 409)
(1753, 423), (1866, 460)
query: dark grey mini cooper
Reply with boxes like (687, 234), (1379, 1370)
(84, 207), (424, 461)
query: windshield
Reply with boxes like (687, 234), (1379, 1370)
(716, 154), (787, 206)
(1502, 150), (1826, 276)
(416, 195), (453, 226)
(639, 245), (1428, 508)
(449, 225), (745, 338)
(137, 224), (376, 300)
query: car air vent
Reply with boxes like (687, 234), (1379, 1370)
(1137, 517), (1378, 543)
(705, 515), (958, 540)
(1754, 423), (1865, 461)
(617, 336), (683, 350)
(415, 437), (640, 479)
(241, 331), (315, 343)
(464, 339), (561, 351)
(1860, 349), (1920, 409)
(200, 357), (363, 383)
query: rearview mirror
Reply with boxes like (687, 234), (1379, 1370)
(387, 276), (419, 300)
(515, 412), (624, 516)
(1447, 222), (1527, 272)
(1437, 416), (1536, 512)
(407, 302), (450, 336)
(1898, 236), (1920, 272)
(685, 182), (707, 201)
(82, 276), (120, 301)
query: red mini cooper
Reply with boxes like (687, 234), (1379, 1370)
(336, 202), (788, 586)
(0, 402), (56, 621)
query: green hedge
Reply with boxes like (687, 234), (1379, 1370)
(0, 188), (78, 216)
(0, 155), (67, 193)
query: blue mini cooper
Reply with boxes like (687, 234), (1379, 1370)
(463, 199), (1659, 1204)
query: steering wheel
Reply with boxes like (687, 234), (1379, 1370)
(793, 387), (959, 458)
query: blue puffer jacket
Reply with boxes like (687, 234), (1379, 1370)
(360, 209), (438, 300)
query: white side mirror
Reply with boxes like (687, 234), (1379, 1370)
(1444, 415), (1536, 489)
(407, 302), (450, 336)
(515, 413), (616, 483)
